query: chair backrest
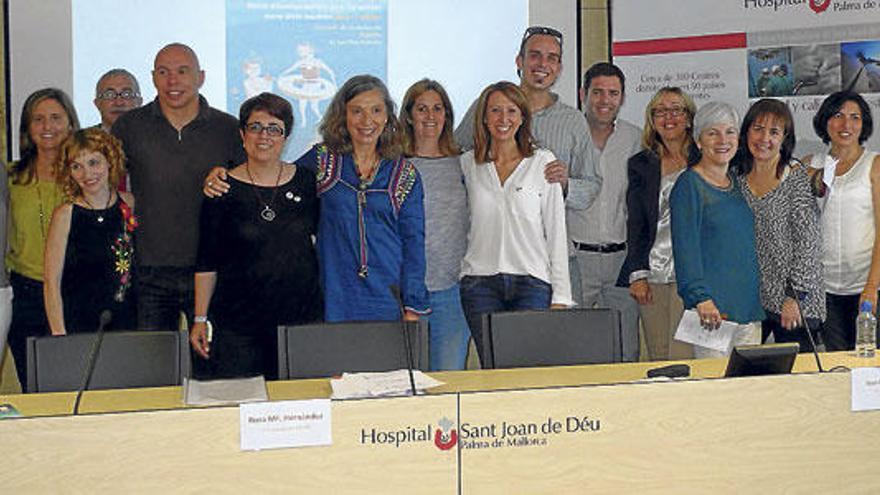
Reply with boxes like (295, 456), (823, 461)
(277, 320), (429, 379)
(27, 330), (190, 393)
(481, 308), (622, 369)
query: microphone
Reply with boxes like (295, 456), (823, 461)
(785, 279), (824, 373)
(73, 310), (113, 415)
(389, 285), (418, 396)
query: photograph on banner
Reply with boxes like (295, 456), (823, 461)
(790, 44), (840, 96)
(841, 40), (880, 93)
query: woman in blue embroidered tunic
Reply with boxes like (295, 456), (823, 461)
(204, 76), (429, 322)
(296, 75), (430, 322)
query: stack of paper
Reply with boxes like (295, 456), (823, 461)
(183, 376), (269, 406)
(330, 370), (444, 399)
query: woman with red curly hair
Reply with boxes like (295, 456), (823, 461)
(44, 128), (137, 335)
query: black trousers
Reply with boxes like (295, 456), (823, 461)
(8, 272), (50, 392)
(823, 293), (862, 352)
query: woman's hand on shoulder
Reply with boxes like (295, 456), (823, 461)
(203, 166), (230, 198)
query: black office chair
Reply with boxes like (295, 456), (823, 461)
(277, 320), (429, 379)
(26, 330), (191, 393)
(480, 308), (622, 369)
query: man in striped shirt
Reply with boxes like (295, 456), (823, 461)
(455, 25), (600, 204)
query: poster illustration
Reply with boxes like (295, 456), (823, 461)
(227, 0), (388, 160)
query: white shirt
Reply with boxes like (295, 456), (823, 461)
(817, 150), (878, 294)
(566, 118), (641, 244)
(460, 149), (573, 306)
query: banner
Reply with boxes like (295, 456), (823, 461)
(611, 0), (880, 155)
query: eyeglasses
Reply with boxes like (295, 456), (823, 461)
(651, 107), (686, 119)
(245, 122), (285, 137)
(521, 26), (563, 48)
(96, 89), (140, 101)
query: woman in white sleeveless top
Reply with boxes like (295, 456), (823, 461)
(805, 91), (880, 351)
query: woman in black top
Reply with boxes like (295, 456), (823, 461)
(189, 93), (321, 379)
(617, 87), (698, 360)
(44, 128), (137, 335)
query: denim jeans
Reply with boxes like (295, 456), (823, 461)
(460, 274), (551, 366)
(427, 284), (470, 371)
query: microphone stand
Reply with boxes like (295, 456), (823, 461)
(786, 279), (824, 373)
(73, 310), (113, 415)
(390, 285), (418, 396)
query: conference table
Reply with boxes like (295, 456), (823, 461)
(2, 352), (879, 493)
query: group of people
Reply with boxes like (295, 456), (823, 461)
(0, 27), (877, 391)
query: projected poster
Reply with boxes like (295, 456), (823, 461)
(611, 0), (880, 156)
(226, 0), (388, 160)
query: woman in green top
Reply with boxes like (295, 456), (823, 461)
(7, 88), (80, 390)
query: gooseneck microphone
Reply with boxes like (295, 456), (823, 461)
(786, 279), (824, 373)
(389, 285), (418, 396)
(73, 310), (113, 415)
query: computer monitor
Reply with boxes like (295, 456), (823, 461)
(724, 343), (799, 378)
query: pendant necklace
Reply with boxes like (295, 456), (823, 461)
(82, 190), (114, 223)
(246, 161), (284, 222)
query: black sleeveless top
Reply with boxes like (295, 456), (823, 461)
(61, 198), (137, 333)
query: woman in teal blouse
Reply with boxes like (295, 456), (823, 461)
(670, 101), (764, 358)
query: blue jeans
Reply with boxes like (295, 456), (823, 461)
(426, 284), (470, 371)
(460, 274), (552, 366)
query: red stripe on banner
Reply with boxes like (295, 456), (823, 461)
(612, 33), (746, 57)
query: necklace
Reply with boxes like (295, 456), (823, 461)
(35, 183), (48, 242)
(82, 191), (114, 223)
(245, 161), (284, 222)
(356, 155), (381, 188)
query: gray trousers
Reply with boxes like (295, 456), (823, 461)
(570, 250), (640, 361)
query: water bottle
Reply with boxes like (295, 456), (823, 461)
(855, 301), (876, 358)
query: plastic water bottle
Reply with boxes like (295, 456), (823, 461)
(855, 301), (876, 358)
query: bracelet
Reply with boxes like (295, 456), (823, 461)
(194, 315), (208, 324)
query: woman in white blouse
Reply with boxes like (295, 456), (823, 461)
(459, 81), (572, 365)
(805, 90), (880, 351)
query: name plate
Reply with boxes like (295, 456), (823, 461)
(851, 367), (880, 412)
(240, 399), (332, 451)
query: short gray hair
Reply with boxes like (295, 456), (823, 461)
(95, 68), (141, 97)
(693, 101), (739, 139)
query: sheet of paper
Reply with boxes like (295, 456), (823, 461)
(821, 154), (838, 189)
(674, 309), (738, 353)
(851, 367), (880, 412)
(240, 399), (332, 451)
(330, 369), (444, 399)
(183, 376), (268, 406)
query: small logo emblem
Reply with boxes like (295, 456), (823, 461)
(809, 0), (830, 13)
(434, 417), (457, 451)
